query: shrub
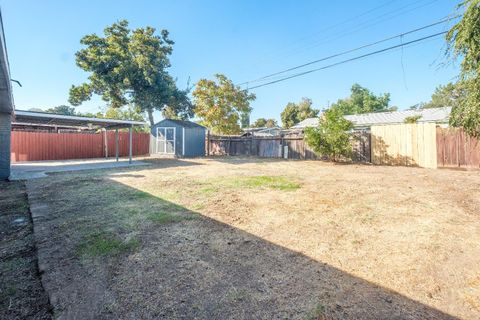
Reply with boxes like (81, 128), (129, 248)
(304, 108), (353, 162)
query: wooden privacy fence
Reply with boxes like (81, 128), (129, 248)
(436, 127), (480, 169)
(207, 132), (371, 162)
(208, 125), (480, 169)
(11, 131), (150, 162)
(371, 123), (437, 168)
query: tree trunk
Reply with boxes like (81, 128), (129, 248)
(147, 109), (155, 127)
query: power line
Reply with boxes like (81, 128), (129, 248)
(245, 31), (447, 91)
(239, 16), (457, 86)
(248, 0), (438, 70)
(278, 0), (439, 61)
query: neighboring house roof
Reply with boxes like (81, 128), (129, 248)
(154, 118), (205, 129)
(291, 117), (320, 129)
(253, 127), (282, 136)
(291, 107), (451, 129)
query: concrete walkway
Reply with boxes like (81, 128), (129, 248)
(9, 158), (150, 180)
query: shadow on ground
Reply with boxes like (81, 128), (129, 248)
(26, 165), (457, 320)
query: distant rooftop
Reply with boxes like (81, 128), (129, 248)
(291, 107), (451, 129)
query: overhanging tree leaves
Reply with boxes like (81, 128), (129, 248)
(69, 20), (193, 126)
(304, 108), (353, 162)
(446, 0), (480, 137)
(192, 74), (256, 134)
(410, 82), (467, 110)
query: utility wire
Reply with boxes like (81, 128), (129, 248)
(279, 0), (439, 61)
(245, 31), (447, 91)
(239, 16), (458, 86)
(249, 0), (438, 69)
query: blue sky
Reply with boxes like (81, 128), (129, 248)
(2, 0), (461, 123)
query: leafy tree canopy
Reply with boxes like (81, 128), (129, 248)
(251, 118), (278, 128)
(44, 105), (77, 116)
(330, 84), (394, 115)
(304, 108), (353, 162)
(411, 82), (467, 110)
(192, 74), (256, 135)
(446, 0), (480, 137)
(68, 20), (193, 126)
(281, 98), (319, 128)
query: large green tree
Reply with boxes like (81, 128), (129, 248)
(446, 0), (480, 137)
(192, 74), (256, 134)
(304, 108), (354, 162)
(411, 82), (467, 110)
(44, 105), (77, 116)
(69, 20), (192, 126)
(251, 118), (278, 128)
(331, 84), (394, 115)
(281, 98), (319, 128)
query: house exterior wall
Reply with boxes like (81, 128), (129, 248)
(0, 112), (11, 178)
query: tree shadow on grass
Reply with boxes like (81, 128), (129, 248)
(27, 171), (458, 320)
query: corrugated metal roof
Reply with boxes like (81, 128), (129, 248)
(291, 107), (451, 129)
(14, 110), (146, 128)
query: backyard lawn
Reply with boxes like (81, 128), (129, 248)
(23, 158), (480, 319)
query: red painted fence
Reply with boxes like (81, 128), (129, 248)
(11, 131), (150, 162)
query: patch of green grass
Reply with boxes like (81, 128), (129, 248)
(78, 232), (139, 257)
(198, 186), (219, 195)
(226, 288), (250, 301)
(147, 211), (196, 224)
(305, 303), (326, 320)
(232, 176), (301, 191)
(147, 211), (184, 224)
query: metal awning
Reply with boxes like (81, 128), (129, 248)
(13, 110), (146, 129)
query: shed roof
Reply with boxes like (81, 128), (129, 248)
(155, 118), (205, 129)
(292, 107), (451, 129)
(13, 110), (146, 129)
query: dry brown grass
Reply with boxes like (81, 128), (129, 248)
(27, 157), (480, 319)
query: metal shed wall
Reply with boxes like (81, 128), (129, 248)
(183, 126), (206, 157)
(150, 119), (205, 157)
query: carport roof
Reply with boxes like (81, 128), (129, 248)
(13, 110), (146, 129)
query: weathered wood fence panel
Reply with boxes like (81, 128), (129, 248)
(11, 131), (150, 162)
(208, 132), (371, 162)
(371, 123), (437, 168)
(436, 127), (480, 169)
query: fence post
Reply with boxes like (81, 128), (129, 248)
(207, 130), (210, 156)
(104, 129), (108, 158)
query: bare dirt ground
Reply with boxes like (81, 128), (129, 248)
(25, 158), (480, 319)
(0, 180), (52, 319)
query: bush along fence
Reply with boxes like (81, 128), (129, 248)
(207, 124), (480, 170)
(207, 131), (371, 162)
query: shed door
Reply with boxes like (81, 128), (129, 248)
(156, 127), (176, 154)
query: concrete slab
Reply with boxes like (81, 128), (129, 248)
(9, 158), (149, 180)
